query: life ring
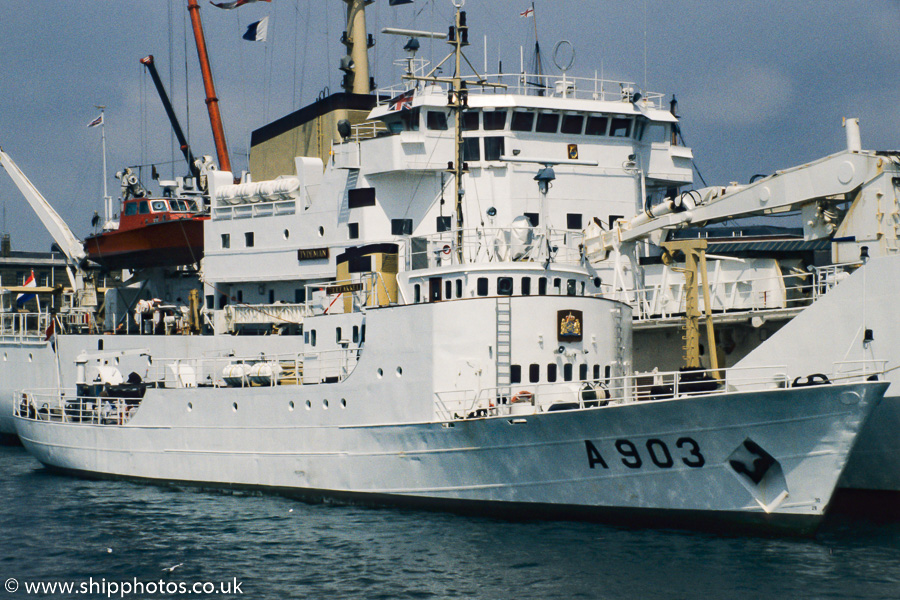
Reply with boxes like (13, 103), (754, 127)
(442, 244), (452, 255)
(511, 390), (534, 404)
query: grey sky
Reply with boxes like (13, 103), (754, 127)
(1, 0), (897, 252)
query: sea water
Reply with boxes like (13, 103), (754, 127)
(1, 445), (899, 600)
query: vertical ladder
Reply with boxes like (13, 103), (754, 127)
(339, 168), (359, 224)
(496, 296), (512, 402)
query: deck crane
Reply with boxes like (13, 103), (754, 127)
(584, 118), (900, 369)
(0, 149), (97, 308)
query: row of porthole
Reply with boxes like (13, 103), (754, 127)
(2, 353), (33, 362)
(185, 399), (349, 412)
(376, 367), (402, 378)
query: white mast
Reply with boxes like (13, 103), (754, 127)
(95, 105), (113, 229)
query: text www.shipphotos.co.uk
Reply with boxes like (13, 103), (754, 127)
(6, 576), (242, 597)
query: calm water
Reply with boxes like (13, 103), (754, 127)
(1, 445), (899, 600)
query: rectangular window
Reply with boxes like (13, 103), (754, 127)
(566, 213), (582, 230)
(218, 294), (228, 309)
(310, 330), (317, 347)
(348, 187), (377, 208)
(476, 277), (489, 296)
(461, 111), (479, 131)
(295, 288), (306, 303)
(521, 277), (531, 296)
(268, 289), (275, 303)
(429, 277), (442, 302)
(610, 116), (632, 137)
(221, 233), (230, 249)
(353, 325), (359, 343)
(455, 279), (463, 298)
(553, 278), (562, 293)
(524, 212), (539, 227)
(529, 364), (540, 383)
(138, 201), (150, 214)
(510, 111), (535, 132)
(634, 119), (647, 140)
(436, 216), (452, 232)
(124, 203), (138, 216)
(609, 214), (623, 229)
(391, 219), (413, 235)
(585, 115), (609, 136)
(536, 113), (560, 133)
(594, 364), (601, 380)
(538, 277), (548, 296)
(605, 365), (611, 381)
(579, 363), (588, 381)
(445, 280), (452, 299)
(462, 138), (481, 162)
(414, 284), (421, 303)
(237, 290), (243, 303)
(484, 136), (505, 161)
(348, 223), (359, 239)
(336, 327), (342, 343)
(563, 363), (573, 382)
(206, 295), (214, 310)
(561, 114), (585, 135)
(245, 232), (254, 247)
(547, 363), (558, 383)
(426, 111), (448, 130)
(483, 110), (507, 130)
(510, 365), (522, 385)
(567, 279), (577, 296)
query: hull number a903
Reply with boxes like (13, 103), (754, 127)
(585, 437), (705, 470)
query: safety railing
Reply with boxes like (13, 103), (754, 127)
(303, 272), (393, 315)
(16, 390), (140, 426)
(404, 227), (584, 271)
(433, 361), (885, 422)
(0, 311), (52, 343)
(603, 262), (860, 323)
(376, 72), (665, 107)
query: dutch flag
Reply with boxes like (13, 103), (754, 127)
(16, 270), (37, 307)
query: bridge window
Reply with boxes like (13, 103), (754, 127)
(269, 289), (275, 303)
(462, 138), (480, 162)
(561, 114), (584, 135)
(426, 111), (448, 130)
(566, 213), (582, 230)
(455, 279), (463, 298)
(553, 278), (562, 294)
(445, 280), (452, 299)
(529, 364), (540, 383)
(610, 116), (632, 137)
(511, 110), (535, 132)
(497, 277), (513, 296)
(538, 277), (548, 296)
(511, 365), (522, 384)
(594, 364), (601, 380)
(579, 364), (588, 380)
(567, 279), (577, 296)
(244, 232), (254, 247)
(477, 277), (489, 297)
(563, 363), (573, 382)
(483, 110), (507, 131)
(484, 136), (504, 161)
(414, 284), (421, 303)
(547, 363), (557, 382)
(124, 202), (138, 216)
(221, 233), (230, 249)
(391, 218), (413, 235)
(461, 111), (479, 131)
(585, 115), (609, 136)
(353, 326), (359, 343)
(536, 113), (560, 134)
(138, 201), (150, 214)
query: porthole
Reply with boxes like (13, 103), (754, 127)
(289, 401), (295, 411)
(187, 402), (193, 412)
(283, 229), (290, 240)
(323, 399), (329, 409)
(3, 352), (7, 361)
(232, 402), (238, 412)
(396, 367), (403, 377)
(318, 226), (325, 237)
(305, 400), (312, 410)
(28, 353), (33, 362)
(341, 398), (347, 408)
(377, 368), (384, 378)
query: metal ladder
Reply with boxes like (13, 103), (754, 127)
(339, 168), (359, 224)
(496, 296), (512, 402)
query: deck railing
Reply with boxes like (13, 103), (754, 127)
(433, 361), (886, 422)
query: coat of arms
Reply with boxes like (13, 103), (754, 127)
(557, 310), (583, 342)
